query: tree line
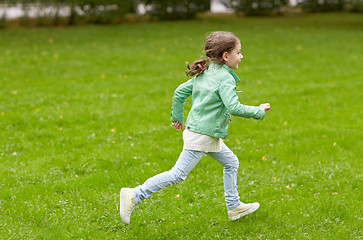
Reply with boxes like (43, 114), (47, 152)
(0, 0), (362, 27)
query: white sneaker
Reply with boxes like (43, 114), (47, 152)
(120, 188), (136, 225)
(228, 202), (260, 220)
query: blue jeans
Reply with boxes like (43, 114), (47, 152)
(133, 142), (240, 210)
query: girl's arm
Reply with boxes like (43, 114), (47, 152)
(219, 77), (266, 119)
(170, 77), (194, 124)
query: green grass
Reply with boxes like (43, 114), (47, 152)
(0, 13), (362, 239)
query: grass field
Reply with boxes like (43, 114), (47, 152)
(0, 13), (362, 239)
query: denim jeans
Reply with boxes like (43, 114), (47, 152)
(133, 142), (240, 210)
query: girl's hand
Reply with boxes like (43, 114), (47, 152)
(259, 103), (271, 112)
(172, 121), (184, 131)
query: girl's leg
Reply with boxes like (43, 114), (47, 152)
(207, 142), (240, 210)
(133, 149), (205, 204)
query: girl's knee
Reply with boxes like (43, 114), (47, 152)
(169, 169), (187, 184)
(227, 155), (239, 170)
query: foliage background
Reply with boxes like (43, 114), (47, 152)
(0, 0), (362, 27)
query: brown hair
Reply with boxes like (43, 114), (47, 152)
(186, 31), (240, 77)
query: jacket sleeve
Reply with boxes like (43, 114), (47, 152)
(170, 77), (194, 124)
(219, 77), (265, 120)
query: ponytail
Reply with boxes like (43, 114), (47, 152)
(185, 57), (210, 77)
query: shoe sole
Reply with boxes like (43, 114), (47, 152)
(120, 188), (129, 225)
(229, 202), (260, 221)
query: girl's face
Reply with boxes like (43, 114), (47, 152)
(223, 41), (243, 69)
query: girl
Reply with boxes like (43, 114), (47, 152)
(120, 31), (271, 225)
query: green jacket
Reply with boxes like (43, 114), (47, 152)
(171, 63), (265, 139)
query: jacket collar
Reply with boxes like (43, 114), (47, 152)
(222, 64), (240, 83)
(210, 62), (240, 83)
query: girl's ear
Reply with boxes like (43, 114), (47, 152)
(222, 51), (229, 62)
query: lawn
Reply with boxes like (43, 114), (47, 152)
(0, 13), (362, 239)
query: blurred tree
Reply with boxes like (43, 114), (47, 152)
(300, 0), (346, 12)
(0, 0), (135, 26)
(142, 0), (210, 20)
(0, 1), (12, 28)
(346, 0), (363, 12)
(231, 0), (289, 16)
(70, 0), (134, 24)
